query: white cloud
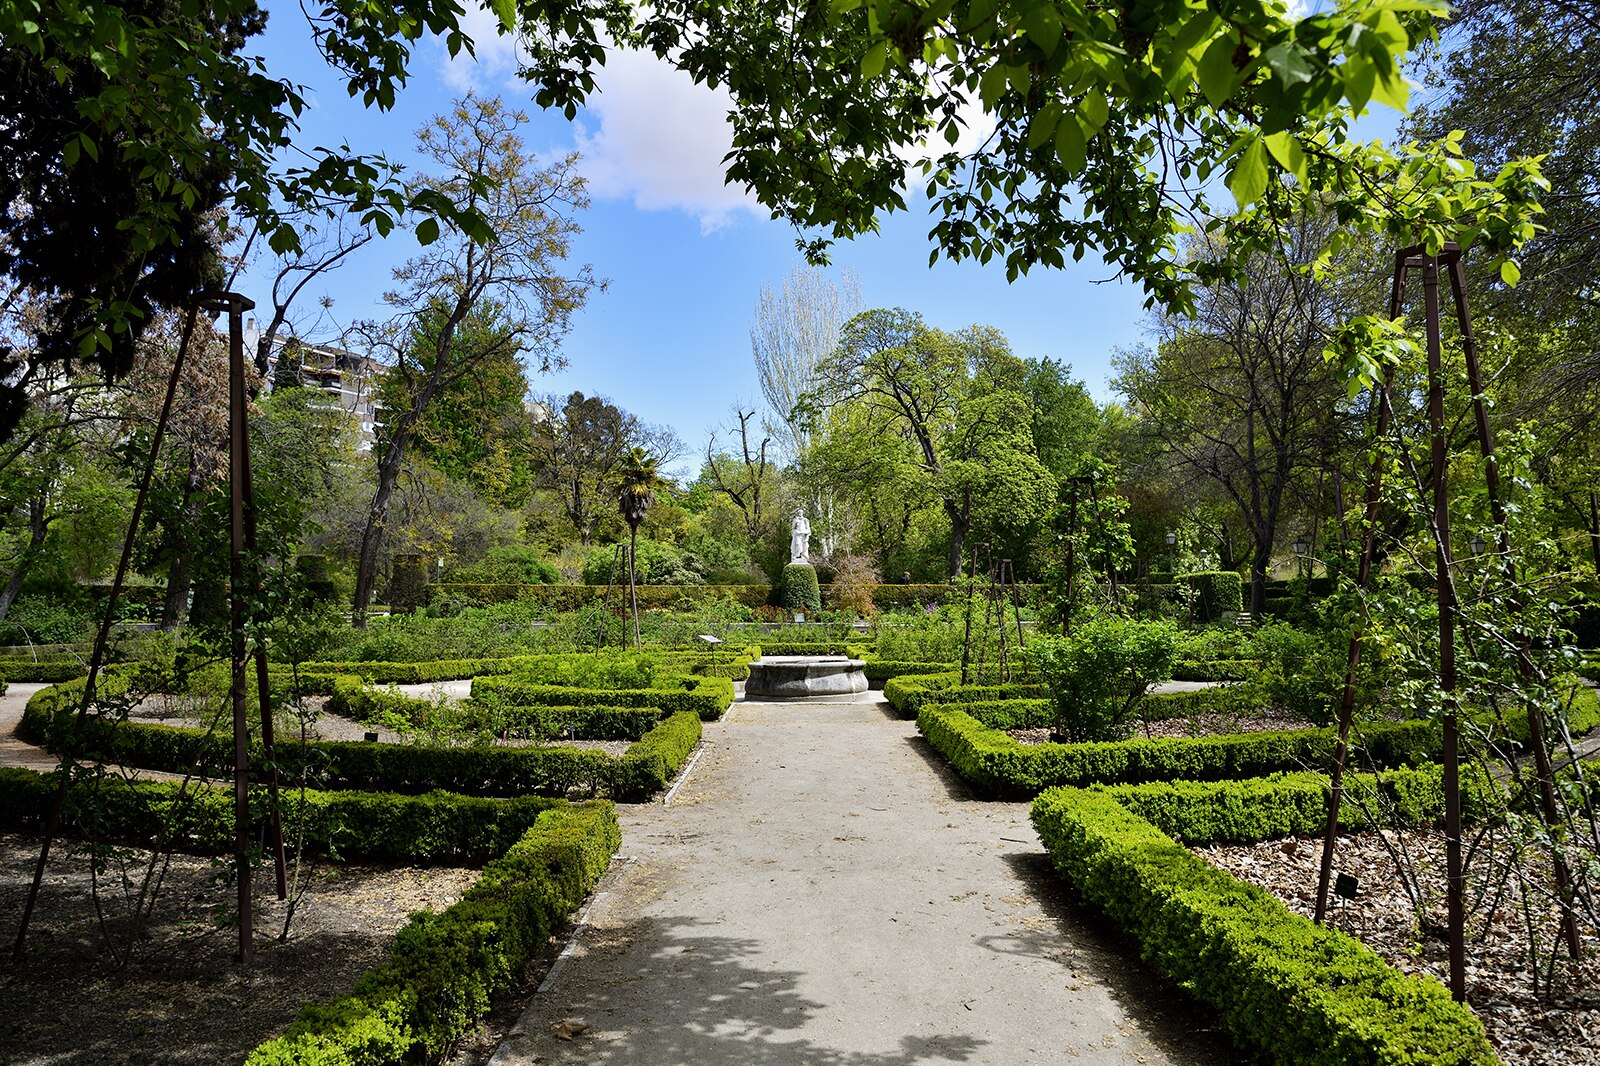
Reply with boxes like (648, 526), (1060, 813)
(573, 50), (761, 234)
(436, 3), (523, 93)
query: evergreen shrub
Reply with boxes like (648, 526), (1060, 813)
(780, 564), (821, 613)
(246, 801), (619, 1064)
(1031, 787), (1494, 1064)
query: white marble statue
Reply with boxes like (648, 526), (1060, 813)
(789, 511), (811, 566)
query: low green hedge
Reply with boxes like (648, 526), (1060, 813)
(755, 640), (864, 657)
(883, 671), (1048, 716)
(247, 800), (620, 1065)
(433, 582), (772, 608)
(479, 703), (664, 741)
(1487, 679), (1600, 745)
(0, 767), (565, 864)
(861, 660), (952, 685)
(326, 674), (437, 726)
(1031, 786), (1495, 1064)
(22, 679), (702, 802)
(917, 703), (1440, 797)
(1170, 659), (1256, 682)
(1101, 766), (1495, 846)
(471, 674), (734, 721)
(956, 699), (1054, 730)
(300, 656), (534, 684)
(0, 658), (87, 683)
(1141, 684), (1256, 721)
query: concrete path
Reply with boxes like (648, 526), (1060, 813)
(487, 694), (1229, 1066)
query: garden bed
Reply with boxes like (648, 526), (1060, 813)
(1008, 706), (1321, 745)
(0, 832), (478, 1065)
(1198, 829), (1600, 1066)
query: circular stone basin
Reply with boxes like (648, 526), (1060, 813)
(745, 655), (868, 699)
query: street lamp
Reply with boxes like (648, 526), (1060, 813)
(1165, 530), (1177, 574)
(1293, 536), (1311, 580)
(1470, 535), (1487, 557)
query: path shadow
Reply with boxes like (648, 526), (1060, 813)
(899, 734), (987, 803)
(982, 851), (1243, 1065)
(499, 913), (985, 1065)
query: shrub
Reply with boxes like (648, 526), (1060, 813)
(1026, 619), (1180, 741)
(1099, 766), (1495, 846)
(829, 555), (880, 618)
(452, 544), (559, 585)
(471, 674), (734, 721)
(0, 767), (567, 864)
(1251, 621), (1348, 725)
(1172, 570), (1243, 620)
(780, 564), (821, 613)
(1031, 786), (1494, 1064)
(247, 801), (620, 1064)
(916, 702), (1441, 797)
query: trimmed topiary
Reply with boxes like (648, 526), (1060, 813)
(780, 563), (821, 613)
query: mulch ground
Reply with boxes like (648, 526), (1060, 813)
(1198, 829), (1600, 1065)
(1009, 706), (1321, 745)
(0, 832), (478, 1065)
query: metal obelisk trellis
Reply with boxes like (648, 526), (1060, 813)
(1313, 244), (1582, 1005)
(199, 290), (289, 964)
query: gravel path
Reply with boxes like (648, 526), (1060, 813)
(485, 693), (1229, 1066)
(0, 683), (57, 773)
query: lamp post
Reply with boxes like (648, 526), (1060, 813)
(1164, 530), (1177, 574)
(1469, 535), (1487, 558)
(1293, 535), (1311, 581)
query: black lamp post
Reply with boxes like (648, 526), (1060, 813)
(1293, 535), (1312, 580)
(1164, 530), (1177, 574)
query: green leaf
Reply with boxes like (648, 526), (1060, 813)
(1369, 69), (1411, 112)
(1026, 104), (1060, 150)
(487, 0), (515, 33)
(1263, 43), (1312, 87)
(415, 217), (441, 246)
(1500, 259), (1521, 286)
(1264, 131), (1306, 182)
(1021, 5), (1062, 55)
(1197, 34), (1238, 108)
(1079, 90), (1109, 137)
(1227, 134), (1269, 206)
(1054, 114), (1087, 172)
(861, 41), (888, 79)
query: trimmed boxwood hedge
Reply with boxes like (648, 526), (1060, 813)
(1100, 766), (1496, 846)
(1031, 786), (1495, 1064)
(0, 658), (87, 683)
(1170, 659), (1256, 682)
(433, 582), (773, 608)
(917, 702), (1441, 797)
(471, 673), (734, 721)
(301, 655), (535, 683)
(0, 767), (566, 864)
(247, 800), (620, 1065)
(20, 677), (703, 802)
(883, 671), (1048, 717)
(32, 711), (701, 803)
(860, 660), (951, 686)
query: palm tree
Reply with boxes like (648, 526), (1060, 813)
(617, 446), (661, 649)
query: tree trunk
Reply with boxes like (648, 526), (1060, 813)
(351, 438), (409, 628)
(1249, 537), (1270, 616)
(160, 461), (203, 630)
(0, 497), (48, 620)
(628, 523), (641, 650)
(940, 492), (966, 576)
(1589, 490), (1600, 576)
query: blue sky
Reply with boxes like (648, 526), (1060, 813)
(238, 1), (1393, 475)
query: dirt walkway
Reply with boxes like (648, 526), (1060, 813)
(486, 694), (1229, 1066)
(0, 683), (59, 773)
